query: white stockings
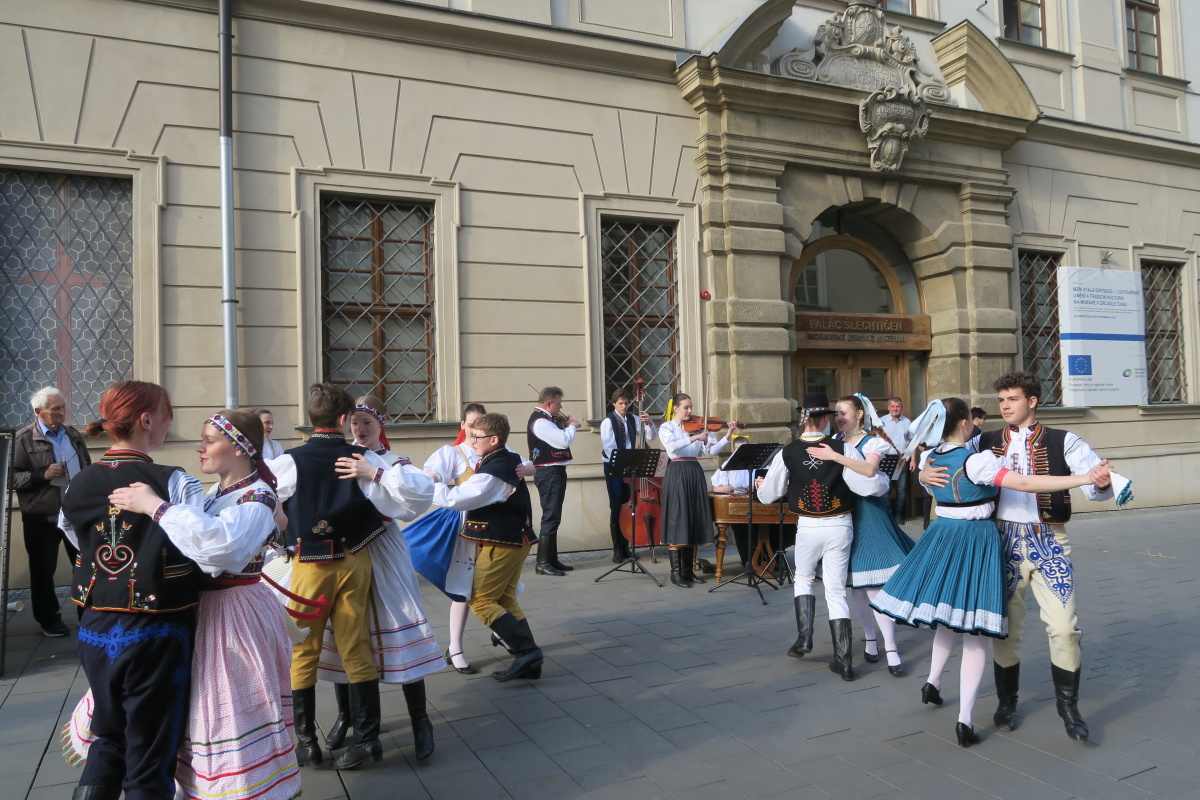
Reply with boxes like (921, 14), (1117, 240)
(448, 600), (471, 669)
(853, 588), (901, 666)
(926, 625), (989, 726)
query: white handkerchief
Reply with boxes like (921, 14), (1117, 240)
(1111, 472), (1134, 507)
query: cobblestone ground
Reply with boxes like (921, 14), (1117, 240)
(5, 505), (1199, 799)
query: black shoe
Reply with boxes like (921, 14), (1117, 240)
(993, 662), (1019, 731)
(551, 560), (574, 572)
(862, 639), (880, 664)
(535, 535), (564, 576)
(444, 647), (477, 674)
(668, 549), (692, 588)
(828, 619), (855, 681)
(292, 687), (323, 767)
(547, 532), (573, 572)
(412, 715), (435, 762)
(787, 595), (815, 658)
(490, 614), (544, 682)
(42, 619), (69, 638)
(535, 562), (565, 577)
(326, 682), (352, 749)
(71, 785), (121, 800)
(334, 681), (383, 769)
(1051, 665), (1089, 741)
(921, 682), (943, 706)
(955, 722), (980, 748)
(886, 651), (905, 677)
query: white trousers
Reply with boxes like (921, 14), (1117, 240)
(792, 515), (853, 620)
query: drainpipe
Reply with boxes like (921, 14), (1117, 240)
(218, 0), (239, 408)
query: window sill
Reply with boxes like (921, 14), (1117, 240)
(996, 37), (1075, 61)
(1124, 68), (1190, 91)
(1034, 406), (1093, 422)
(1138, 403), (1200, 417)
(295, 422), (461, 441)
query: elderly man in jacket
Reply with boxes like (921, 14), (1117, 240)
(11, 387), (91, 637)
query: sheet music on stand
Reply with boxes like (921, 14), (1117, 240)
(594, 448), (665, 587)
(709, 442), (790, 604)
(0, 429), (16, 677)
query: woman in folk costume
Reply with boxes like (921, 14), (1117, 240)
(67, 407), (319, 800)
(318, 397), (444, 763)
(658, 393), (737, 588)
(870, 398), (1108, 747)
(833, 394), (913, 676)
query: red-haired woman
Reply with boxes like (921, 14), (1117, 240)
(58, 382), (268, 800)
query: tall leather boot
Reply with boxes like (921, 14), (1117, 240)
(609, 520), (630, 564)
(292, 687), (323, 766)
(71, 785), (121, 800)
(993, 662), (1020, 731)
(535, 535), (565, 576)
(490, 613), (544, 681)
(326, 682), (352, 749)
(548, 532), (573, 572)
(668, 548), (691, 588)
(827, 619), (855, 681)
(402, 680), (435, 762)
(687, 546), (707, 584)
(334, 681), (383, 769)
(1051, 665), (1089, 741)
(787, 595), (815, 658)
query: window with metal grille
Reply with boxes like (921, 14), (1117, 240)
(1127, 0), (1161, 73)
(600, 219), (681, 415)
(1017, 249), (1064, 406)
(1003, 0), (1046, 47)
(881, 0), (914, 13)
(320, 195), (436, 422)
(0, 170), (133, 427)
(1141, 261), (1186, 404)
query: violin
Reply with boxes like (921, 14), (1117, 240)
(680, 415), (738, 434)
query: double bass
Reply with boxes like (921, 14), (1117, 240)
(617, 378), (663, 548)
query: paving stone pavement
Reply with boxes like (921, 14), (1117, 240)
(4, 505), (1200, 800)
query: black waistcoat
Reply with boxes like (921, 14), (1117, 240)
(527, 409), (572, 466)
(284, 435), (387, 562)
(781, 437), (855, 517)
(979, 425), (1072, 523)
(462, 449), (535, 547)
(61, 456), (200, 614)
(610, 412), (638, 451)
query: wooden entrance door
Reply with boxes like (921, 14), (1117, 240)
(798, 351), (907, 407)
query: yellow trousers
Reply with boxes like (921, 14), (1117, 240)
(469, 543), (531, 627)
(289, 548), (377, 688)
(993, 522), (1082, 671)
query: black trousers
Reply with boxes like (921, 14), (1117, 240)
(534, 465), (567, 539)
(77, 608), (196, 800)
(603, 467), (630, 547)
(22, 513), (78, 629)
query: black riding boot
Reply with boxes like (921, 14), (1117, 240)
(1051, 665), (1089, 741)
(334, 680), (383, 769)
(292, 687), (323, 766)
(828, 619), (855, 681)
(71, 785), (121, 800)
(548, 532), (573, 572)
(687, 546), (707, 584)
(787, 595), (815, 658)
(668, 548), (691, 588)
(403, 680), (435, 762)
(326, 681), (352, 749)
(535, 535), (565, 576)
(993, 662), (1020, 730)
(490, 613), (544, 681)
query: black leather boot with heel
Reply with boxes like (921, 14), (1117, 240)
(1051, 665), (1089, 741)
(827, 619), (855, 681)
(403, 680), (435, 762)
(992, 662), (1019, 730)
(490, 613), (544, 682)
(787, 595), (815, 658)
(334, 680), (383, 770)
(292, 687), (323, 767)
(326, 681), (351, 750)
(668, 548), (691, 588)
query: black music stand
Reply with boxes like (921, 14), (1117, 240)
(595, 448), (665, 587)
(708, 443), (784, 604)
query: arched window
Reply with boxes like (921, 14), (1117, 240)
(793, 237), (899, 315)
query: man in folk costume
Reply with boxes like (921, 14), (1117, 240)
(922, 371), (1126, 741)
(756, 392), (884, 681)
(527, 386), (580, 576)
(268, 384), (433, 769)
(599, 387), (656, 563)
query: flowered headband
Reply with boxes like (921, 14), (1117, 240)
(352, 403), (390, 452)
(208, 413), (258, 459)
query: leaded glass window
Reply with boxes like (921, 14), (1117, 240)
(320, 196), (436, 421)
(601, 219), (680, 415)
(1141, 261), (1186, 404)
(1018, 249), (1063, 406)
(0, 170), (133, 426)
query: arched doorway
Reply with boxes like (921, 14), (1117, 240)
(789, 233), (931, 409)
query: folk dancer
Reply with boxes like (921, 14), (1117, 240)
(57, 382), (261, 800)
(922, 371), (1120, 741)
(268, 384), (433, 770)
(599, 387), (657, 563)
(755, 391), (880, 681)
(320, 397), (445, 763)
(428, 413), (544, 681)
(658, 393), (735, 588)
(875, 398), (1108, 747)
(835, 394), (913, 676)
(527, 386), (580, 576)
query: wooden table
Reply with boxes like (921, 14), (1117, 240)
(709, 492), (797, 582)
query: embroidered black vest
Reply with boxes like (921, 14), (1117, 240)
(61, 454), (200, 614)
(609, 412), (638, 452)
(781, 437), (854, 517)
(284, 435), (387, 562)
(980, 425), (1072, 523)
(527, 408), (572, 466)
(462, 449), (535, 547)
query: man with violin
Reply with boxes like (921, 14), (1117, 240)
(600, 386), (657, 563)
(527, 386), (580, 576)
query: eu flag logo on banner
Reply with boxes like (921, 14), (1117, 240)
(1067, 355), (1093, 376)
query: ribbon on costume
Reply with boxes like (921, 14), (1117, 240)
(854, 393), (884, 431)
(894, 399), (946, 479)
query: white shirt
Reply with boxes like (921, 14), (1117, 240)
(261, 437), (285, 461)
(756, 434), (879, 526)
(530, 407), (578, 466)
(842, 433), (891, 499)
(967, 426), (1111, 523)
(880, 415), (911, 453)
(918, 444), (1004, 520)
(267, 449), (433, 524)
(658, 421), (730, 459)
(599, 415), (657, 460)
(159, 474), (279, 575)
(711, 467), (751, 494)
(432, 451), (517, 511)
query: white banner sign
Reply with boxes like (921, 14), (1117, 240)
(1057, 267), (1148, 407)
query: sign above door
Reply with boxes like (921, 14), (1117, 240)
(794, 312), (932, 351)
